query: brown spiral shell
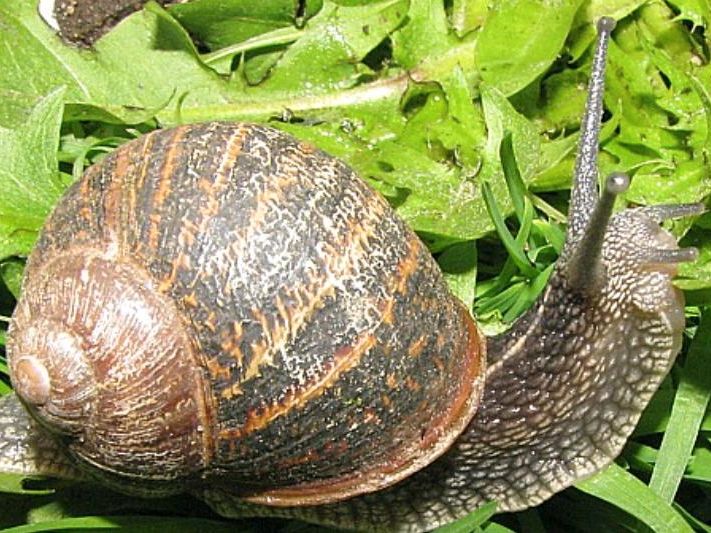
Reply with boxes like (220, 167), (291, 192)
(8, 122), (485, 505)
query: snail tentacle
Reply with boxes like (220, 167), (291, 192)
(565, 16), (616, 243)
(639, 202), (706, 222)
(566, 172), (630, 291)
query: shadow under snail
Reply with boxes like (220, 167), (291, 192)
(0, 17), (704, 532)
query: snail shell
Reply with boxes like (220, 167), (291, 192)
(8, 122), (484, 504)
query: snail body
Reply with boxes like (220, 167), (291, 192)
(0, 17), (703, 532)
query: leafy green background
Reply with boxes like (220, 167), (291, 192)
(0, 0), (710, 531)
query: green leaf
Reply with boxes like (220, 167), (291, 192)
(568, 0), (646, 62)
(0, 225), (37, 263)
(627, 160), (711, 207)
(391, 0), (453, 68)
(201, 25), (303, 69)
(0, 259), (23, 299)
(678, 219), (711, 290)
(250, 0), (408, 92)
(576, 463), (694, 533)
(170, 0), (323, 50)
(530, 69), (589, 133)
(475, 0), (583, 96)
(665, 0), (711, 27)
(0, 87), (65, 259)
(450, 0), (487, 37)
(573, 0), (649, 29)
(480, 85), (539, 185)
(0, 0), (232, 124)
(688, 71), (711, 158)
(440, 241), (478, 310)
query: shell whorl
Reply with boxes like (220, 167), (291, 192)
(9, 248), (210, 496)
(8, 122), (484, 503)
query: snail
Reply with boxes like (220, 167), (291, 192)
(0, 17), (704, 532)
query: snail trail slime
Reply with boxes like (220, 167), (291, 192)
(0, 16), (704, 533)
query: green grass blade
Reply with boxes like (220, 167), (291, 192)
(0, 349), (10, 394)
(483, 525), (516, 533)
(502, 264), (553, 322)
(478, 257), (518, 300)
(686, 446), (711, 483)
(440, 241), (478, 310)
(531, 220), (565, 255)
(476, 280), (526, 316)
(576, 463), (693, 533)
(517, 198), (534, 255)
(481, 181), (537, 277)
(649, 310), (711, 500)
(0, 473), (55, 495)
(500, 133), (526, 223)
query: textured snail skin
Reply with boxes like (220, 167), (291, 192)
(5, 122), (484, 504)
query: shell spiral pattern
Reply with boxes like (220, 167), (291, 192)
(8, 122), (485, 504)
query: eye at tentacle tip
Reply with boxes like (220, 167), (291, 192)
(605, 172), (629, 195)
(597, 16), (617, 33)
(635, 203), (701, 271)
